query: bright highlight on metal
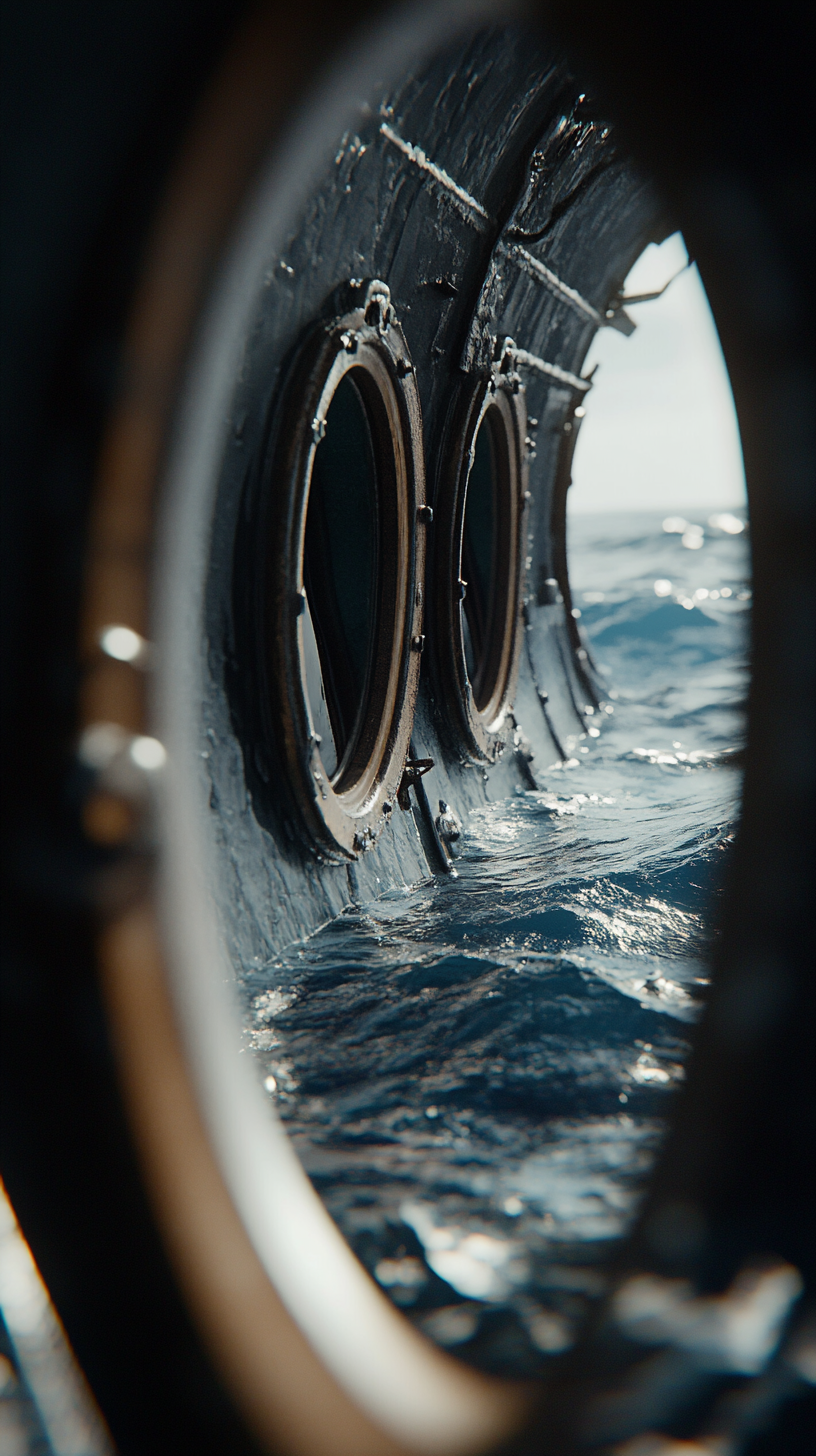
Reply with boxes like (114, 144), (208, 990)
(129, 735), (167, 771)
(99, 623), (147, 663)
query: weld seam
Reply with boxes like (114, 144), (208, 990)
(379, 122), (490, 224)
(508, 243), (602, 324)
(511, 347), (591, 393)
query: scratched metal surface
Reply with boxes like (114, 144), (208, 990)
(200, 24), (662, 970)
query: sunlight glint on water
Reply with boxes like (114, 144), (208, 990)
(239, 511), (749, 1375)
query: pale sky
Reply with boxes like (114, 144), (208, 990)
(568, 233), (748, 515)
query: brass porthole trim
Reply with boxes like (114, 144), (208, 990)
(434, 347), (528, 764)
(260, 280), (426, 860)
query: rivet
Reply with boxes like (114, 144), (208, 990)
(417, 504), (433, 524)
(412, 634), (426, 652)
(312, 417), (326, 443)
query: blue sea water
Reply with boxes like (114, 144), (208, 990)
(244, 510), (750, 1375)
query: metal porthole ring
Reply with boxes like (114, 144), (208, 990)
(433, 339), (528, 764)
(258, 280), (426, 860)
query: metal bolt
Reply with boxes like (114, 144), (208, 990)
(417, 504), (434, 524)
(364, 281), (392, 334)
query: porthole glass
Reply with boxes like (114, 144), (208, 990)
(434, 372), (527, 762)
(462, 404), (504, 713)
(302, 371), (379, 782)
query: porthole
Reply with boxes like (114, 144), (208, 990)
(259, 280), (426, 859)
(434, 353), (528, 762)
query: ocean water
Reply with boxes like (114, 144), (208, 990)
(242, 510), (750, 1375)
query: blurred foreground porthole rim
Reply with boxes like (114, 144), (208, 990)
(433, 354), (528, 765)
(49, 1), (809, 1455)
(89, 7), (543, 1456)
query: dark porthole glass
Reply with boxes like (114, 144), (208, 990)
(302, 370), (379, 782)
(434, 372), (524, 763)
(462, 407), (501, 712)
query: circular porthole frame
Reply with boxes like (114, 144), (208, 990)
(259, 280), (427, 861)
(433, 348), (528, 764)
